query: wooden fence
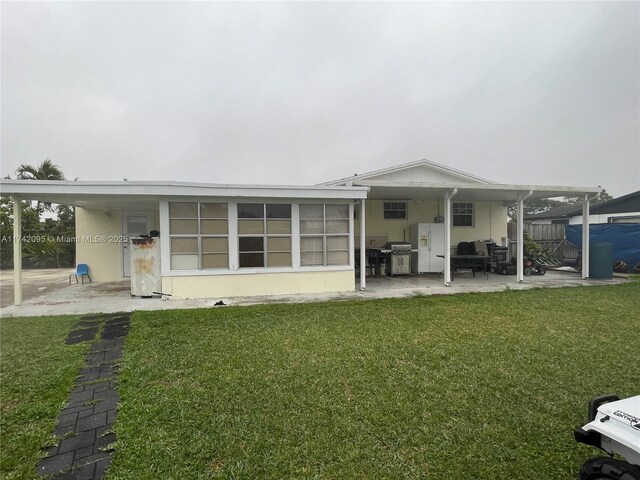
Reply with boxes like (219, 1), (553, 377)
(506, 222), (579, 263)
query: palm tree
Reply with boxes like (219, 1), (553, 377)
(16, 160), (65, 212)
(16, 159), (65, 181)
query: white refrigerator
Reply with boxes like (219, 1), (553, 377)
(409, 223), (446, 273)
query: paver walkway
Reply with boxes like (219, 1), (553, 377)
(37, 313), (131, 479)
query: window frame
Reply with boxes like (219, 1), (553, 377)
(237, 203), (293, 269)
(160, 200), (354, 275)
(168, 202), (229, 271)
(452, 202), (474, 227)
(383, 201), (408, 220)
(300, 204), (350, 267)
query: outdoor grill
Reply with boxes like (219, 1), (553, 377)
(384, 242), (412, 276)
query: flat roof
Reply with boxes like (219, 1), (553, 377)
(0, 180), (369, 208)
(0, 179), (603, 208)
(359, 181), (602, 202)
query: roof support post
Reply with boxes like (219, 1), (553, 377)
(360, 199), (366, 290)
(444, 188), (457, 286)
(517, 191), (534, 283)
(582, 194), (590, 279)
(12, 196), (23, 305)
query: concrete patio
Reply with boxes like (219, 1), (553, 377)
(0, 268), (627, 317)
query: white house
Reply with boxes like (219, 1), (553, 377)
(0, 159), (602, 305)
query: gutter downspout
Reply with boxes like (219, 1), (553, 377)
(517, 190), (534, 283)
(444, 188), (458, 286)
(12, 196), (22, 305)
(360, 199), (366, 290)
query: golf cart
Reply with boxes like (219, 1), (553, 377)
(574, 395), (640, 479)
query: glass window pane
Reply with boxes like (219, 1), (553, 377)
(238, 220), (264, 234)
(200, 203), (228, 218)
(327, 251), (349, 265)
(267, 237), (291, 252)
(171, 254), (198, 270)
(169, 202), (198, 218)
(239, 253), (264, 268)
(327, 236), (348, 251)
(202, 237), (228, 253)
(326, 204), (349, 219)
(201, 219), (228, 234)
(383, 202), (407, 219)
(301, 251), (323, 266)
(170, 219), (198, 234)
(202, 253), (228, 269)
(326, 219), (349, 234)
(266, 204), (291, 219)
(300, 204), (323, 219)
(266, 220), (291, 234)
(300, 219), (324, 234)
(267, 252), (291, 267)
(301, 236), (323, 251)
(127, 216), (149, 237)
(453, 215), (473, 227)
(238, 203), (264, 219)
(171, 237), (198, 254)
(239, 237), (264, 252)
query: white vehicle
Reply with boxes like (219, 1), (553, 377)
(574, 395), (640, 479)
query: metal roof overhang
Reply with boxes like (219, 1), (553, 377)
(358, 181), (602, 202)
(0, 180), (369, 209)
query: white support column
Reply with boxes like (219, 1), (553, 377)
(359, 199), (366, 290)
(516, 191), (533, 283)
(12, 196), (23, 305)
(444, 188), (457, 286)
(582, 195), (590, 279)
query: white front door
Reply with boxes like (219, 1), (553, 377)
(122, 211), (154, 277)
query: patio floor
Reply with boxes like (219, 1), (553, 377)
(0, 268), (627, 318)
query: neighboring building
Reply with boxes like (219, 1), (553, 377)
(1, 159), (602, 301)
(525, 190), (640, 225)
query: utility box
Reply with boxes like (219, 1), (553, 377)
(130, 237), (161, 297)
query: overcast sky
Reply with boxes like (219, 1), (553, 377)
(1, 1), (639, 196)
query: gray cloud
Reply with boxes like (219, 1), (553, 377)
(2, 1), (638, 196)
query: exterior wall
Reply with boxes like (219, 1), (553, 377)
(529, 220), (554, 225)
(372, 167), (485, 184)
(75, 207), (125, 282)
(163, 270), (354, 298)
(569, 212), (640, 224)
(356, 199), (508, 250)
(75, 207), (161, 282)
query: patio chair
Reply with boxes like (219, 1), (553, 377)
(69, 264), (92, 284)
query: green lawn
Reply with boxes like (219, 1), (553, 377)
(0, 315), (86, 480)
(2, 282), (639, 479)
(110, 282), (639, 479)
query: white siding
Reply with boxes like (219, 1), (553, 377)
(369, 165), (487, 185)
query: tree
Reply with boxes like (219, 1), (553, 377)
(1, 160), (76, 269)
(563, 188), (613, 205)
(507, 198), (566, 222)
(16, 159), (65, 212)
(0, 196), (44, 269)
(16, 159), (65, 181)
(508, 188), (615, 222)
(42, 205), (76, 267)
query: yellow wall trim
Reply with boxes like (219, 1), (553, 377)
(162, 270), (355, 298)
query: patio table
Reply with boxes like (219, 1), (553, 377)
(438, 254), (495, 280)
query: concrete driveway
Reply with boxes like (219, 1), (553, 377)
(0, 267), (628, 318)
(0, 268), (76, 308)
